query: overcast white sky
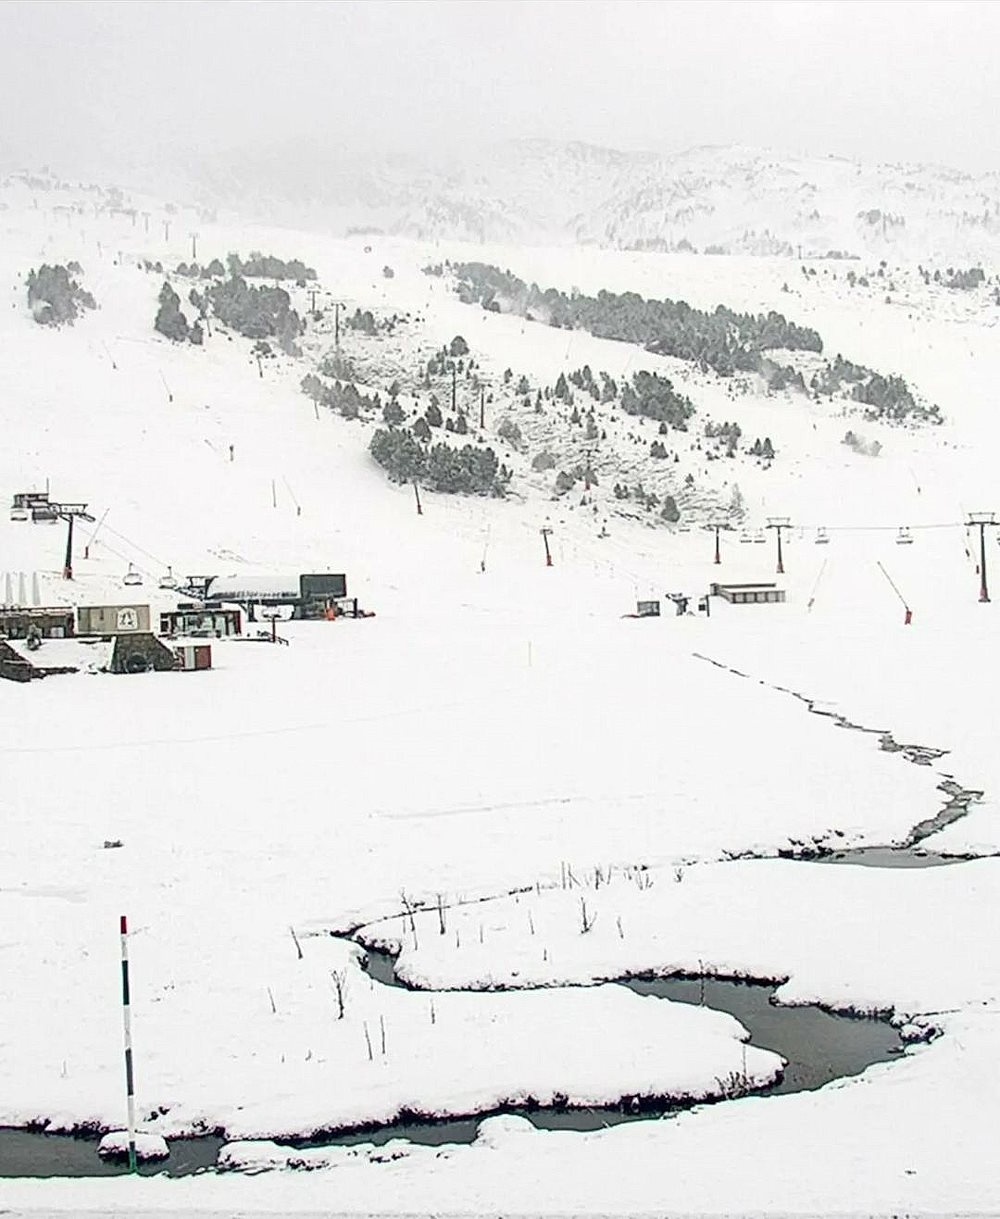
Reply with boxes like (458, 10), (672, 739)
(1, 0), (998, 176)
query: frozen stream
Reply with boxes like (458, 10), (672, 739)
(0, 942), (907, 1177)
(0, 671), (979, 1178)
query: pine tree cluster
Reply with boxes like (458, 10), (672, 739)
(26, 264), (96, 326)
(452, 262), (823, 376)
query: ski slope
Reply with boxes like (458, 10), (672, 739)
(2, 181), (1000, 1214)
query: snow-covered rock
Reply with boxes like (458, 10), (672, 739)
(96, 1130), (169, 1161)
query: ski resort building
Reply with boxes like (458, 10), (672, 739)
(0, 637), (83, 682)
(159, 603), (242, 638)
(188, 572), (364, 620)
(77, 604), (151, 636)
(709, 582), (786, 605)
(0, 607), (75, 638)
(173, 642), (213, 671)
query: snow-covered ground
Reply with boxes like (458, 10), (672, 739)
(2, 183), (1000, 1213)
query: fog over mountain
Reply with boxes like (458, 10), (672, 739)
(3, 0), (1000, 191)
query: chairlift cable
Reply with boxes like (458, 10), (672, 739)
(100, 522), (168, 568)
(87, 507), (111, 548)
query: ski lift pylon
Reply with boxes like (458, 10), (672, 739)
(123, 563), (143, 587)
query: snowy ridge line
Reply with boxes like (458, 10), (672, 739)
(691, 651), (989, 857)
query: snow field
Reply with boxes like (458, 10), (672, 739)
(0, 613), (939, 1140)
(367, 855), (1000, 1018)
(0, 894), (781, 1140)
(2, 187), (1000, 1212)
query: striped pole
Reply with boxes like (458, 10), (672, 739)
(120, 915), (137, 1174)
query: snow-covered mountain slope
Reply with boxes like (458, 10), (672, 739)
(1, 172), (996, 613)
(5, 180), (1000, 1212)
(151, 139), (1000, 263)
(583, 144), (1000, 261)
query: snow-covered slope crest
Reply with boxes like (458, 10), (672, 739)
(586, 144), (1000, 262)
(154, 139), (1000, 263)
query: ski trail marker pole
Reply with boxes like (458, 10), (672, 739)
(120, 915), (138, 1174)
(876, 561), (911, 625)
(806, 558), (828, 611)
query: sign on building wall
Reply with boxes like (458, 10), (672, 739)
(78, 604), (151, 635)
(300, 573), (347, 601)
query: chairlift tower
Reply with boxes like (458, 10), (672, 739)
(707, 519), (730, 565)
(766, 516), (792, 575)
(52, 502), (96, 579)
(967, 511), (997, 602)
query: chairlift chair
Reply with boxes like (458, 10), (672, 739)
(753, 529), (766, 544)
(158, 566), (178, 590)
(896, 527), (914, 546)
(9, 506), (28, 522)
(739, 531), (752, 544)
(815, 527), (830, 545)
(123, 563), (143, 587)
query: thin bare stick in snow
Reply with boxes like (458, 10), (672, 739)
(289, 926), (303, 960)
(400, 892), (419, 949)
(330, 970), (346, 1019)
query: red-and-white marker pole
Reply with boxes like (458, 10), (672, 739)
(876, 561), (912, 626)
(120, 915), (138, 1174)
